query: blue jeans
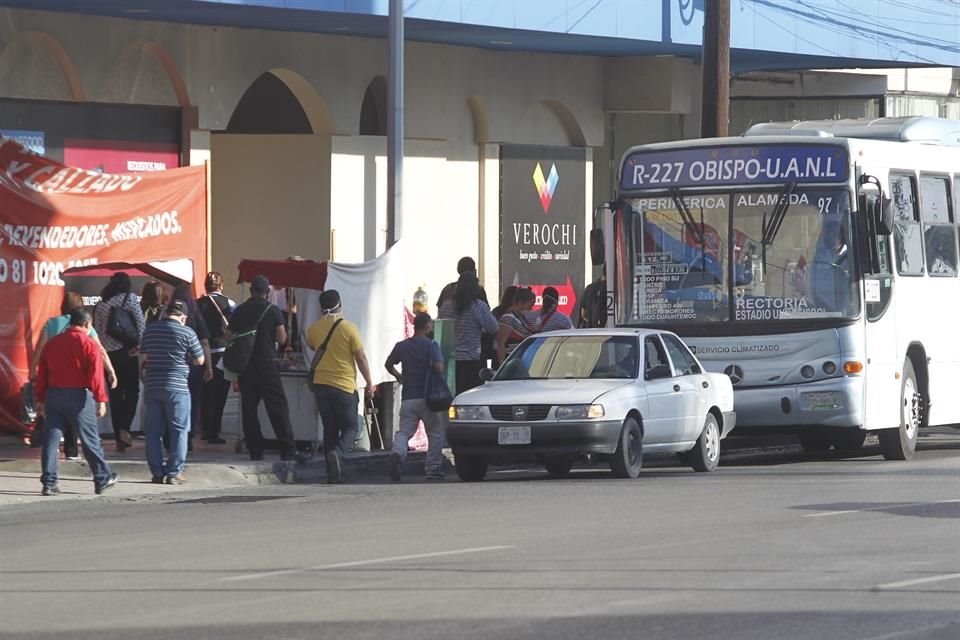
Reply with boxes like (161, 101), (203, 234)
(144, 388), (191, 478)
(311, 385), (358, 455)
(41, 388), (112, 489)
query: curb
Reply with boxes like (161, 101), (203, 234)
(0, 450), (438, 486)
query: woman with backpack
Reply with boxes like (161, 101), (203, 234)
(438, 272), (499, 394)
(93, 272), (146, 452)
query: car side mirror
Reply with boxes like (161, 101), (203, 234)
(645, 364), (672, 380)
(479, 368), (495, 383)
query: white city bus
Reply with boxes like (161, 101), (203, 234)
(596, 117), (960, 460)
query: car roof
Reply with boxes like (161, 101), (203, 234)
(533, 327), (670, 339)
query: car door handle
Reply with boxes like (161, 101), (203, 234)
(702, 381), (710, 388)
(673, 384), (681, 392)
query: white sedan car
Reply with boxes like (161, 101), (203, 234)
(447, 328), (735, 481)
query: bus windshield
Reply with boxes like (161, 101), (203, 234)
(624, 188), (858, 325)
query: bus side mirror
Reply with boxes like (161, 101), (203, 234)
(590, 228), (605, 266)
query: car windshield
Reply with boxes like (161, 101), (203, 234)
(496, 335), (638, 381)
(624, 188), (858, 325)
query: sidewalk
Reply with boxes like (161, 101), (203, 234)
(0, 434), (430, 506)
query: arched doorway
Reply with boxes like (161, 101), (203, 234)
(211, 70), (333, 299)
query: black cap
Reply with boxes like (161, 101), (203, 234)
(251, 275), (270, 295)
(318, 289), (341, 313)
(166, 300), (188, 317)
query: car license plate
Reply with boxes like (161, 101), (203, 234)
(498, 426), (531, 445)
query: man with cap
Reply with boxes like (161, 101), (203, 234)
(227, 275), (297, 461)
(139, 300), (205, 484)
(35, 308), (117, 496)
(305, 289), (375, 483)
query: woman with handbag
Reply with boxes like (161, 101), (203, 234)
(384, 312), (449, 481)
(93, 273), (145, 452)
(437, 273), (499, 394)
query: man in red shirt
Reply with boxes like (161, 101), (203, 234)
(35, 309), (118, 496)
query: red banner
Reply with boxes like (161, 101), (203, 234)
(0, 138), (207, 434)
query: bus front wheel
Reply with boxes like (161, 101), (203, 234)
(879, 359), (921, 461)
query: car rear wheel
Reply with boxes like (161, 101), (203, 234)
(543, 458), (574, 477)
(689, 412), (721, 472)
(610, 417), (643, 479)
(879, 359), (921, 461)
(454, 455), (488, 482)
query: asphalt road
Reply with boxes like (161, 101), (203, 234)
(1, 440), (958, 640)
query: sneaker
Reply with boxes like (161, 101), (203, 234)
(151, 476), (165, 484)
(206, 436), (227, 444)
(165, 474), (186, 485)
(388, 453), (402, 482)
(64, 455), (82, 462)
(95, 473), (119, 495)
(325, 450), (342, 484)
(41, 485), (61, 496)
(425, 472), (445, 481)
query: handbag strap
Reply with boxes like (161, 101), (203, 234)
(309, 318), (343, 375)
(204, 294), (230, 326)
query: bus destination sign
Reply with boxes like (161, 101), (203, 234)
(620, 145), (849, 192)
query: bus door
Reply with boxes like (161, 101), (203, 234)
(858, 173), (899, 430)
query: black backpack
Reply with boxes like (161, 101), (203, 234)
(223, 304), (272, 375)
(105, 293), (140, 348)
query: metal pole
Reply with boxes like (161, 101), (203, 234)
(700, 0), (730, 138)
(387, 0), (404, 249)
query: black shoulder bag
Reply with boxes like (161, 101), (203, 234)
(307, 319), (343, 391)
(106, 293), (140, 348)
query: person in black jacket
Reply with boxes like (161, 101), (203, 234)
(196, 272), (235, 444)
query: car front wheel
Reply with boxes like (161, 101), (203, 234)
(544, 458), (573, 477)
(689, 412), (721, 472)
(610, 417), (643, 479)
(455, 455), (488, 482)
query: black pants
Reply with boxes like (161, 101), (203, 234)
(202, 353), (231, 439)
(188, 364), (203, 437)
(311, 384), (359, 454)
(238, 366), (295, 459)
(107, 350), (139, 439)
(456, 360), (484, 395)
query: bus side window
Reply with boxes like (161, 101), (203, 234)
(890, 174), (924, 276)
(920, 174), (958, 278)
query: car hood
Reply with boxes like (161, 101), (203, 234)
(454, 379), (632, 406)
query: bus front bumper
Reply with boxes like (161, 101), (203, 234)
(732, 377), (863, 429)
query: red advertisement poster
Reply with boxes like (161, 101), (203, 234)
(0, 138), (206, 434)
(64, 139), (180, 174)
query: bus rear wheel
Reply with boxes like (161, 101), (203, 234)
(879, 359), (921, 461)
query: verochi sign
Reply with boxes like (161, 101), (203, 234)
(500, 145), (585, 317)
(0, 136), (207, 433)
